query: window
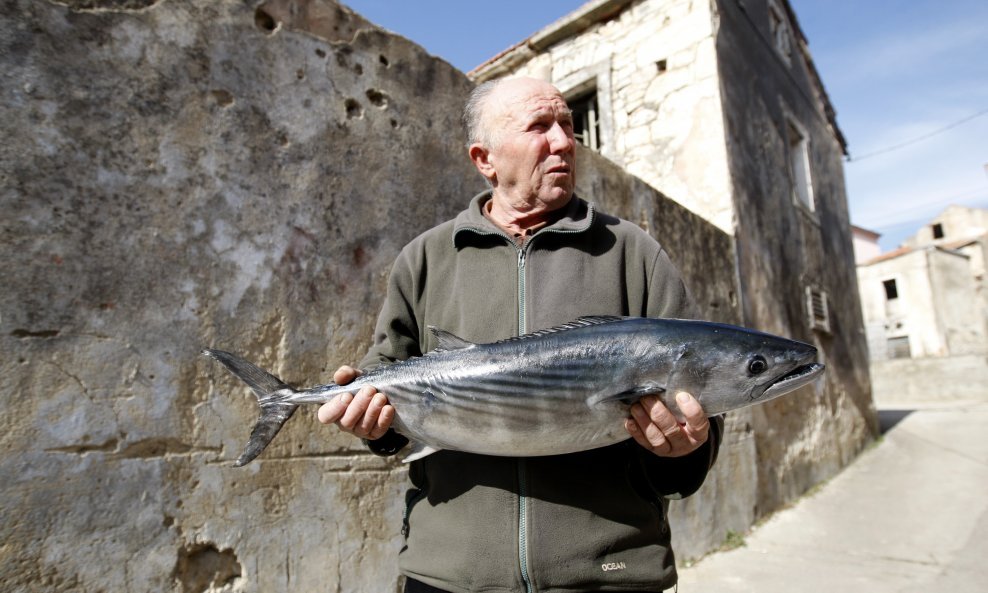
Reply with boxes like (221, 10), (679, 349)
(805, 286), (830, 333)
(768, 0), (792, 64)
(568, 90), (602, 152)
(883, 279), (898, 300)
(787, 119), (814, 211)
(932, 223), (944, 239)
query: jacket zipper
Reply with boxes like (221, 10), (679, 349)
(453, 215), (596, 593)
(516, 242), (533, 593)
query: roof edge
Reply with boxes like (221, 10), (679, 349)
(469, 0), (635, 81)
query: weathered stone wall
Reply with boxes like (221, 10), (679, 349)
(713, 0), (876, 512)
(1, 0), (751, 590)
(870, 355), (988, 405)
(2, 0), (479, 591)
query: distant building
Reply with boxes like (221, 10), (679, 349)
(857, 205), (988, 361)
(851, 225), (881, 265)
(856, 205), (988, 404)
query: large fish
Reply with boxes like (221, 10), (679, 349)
(203, 315), (824, 466)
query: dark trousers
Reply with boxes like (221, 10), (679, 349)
(404, 577), (671, 593)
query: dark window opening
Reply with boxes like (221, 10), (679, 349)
(787, 120), (814, 210)
(568, 90), (602, 152)
(932, 223), (944, 239)
(883, 279), (898, 300)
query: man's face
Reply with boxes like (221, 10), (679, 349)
(480, 79), (577, 209)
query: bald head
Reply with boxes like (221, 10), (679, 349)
(465, 77), (577, 222)
(464, 77), (569, 149)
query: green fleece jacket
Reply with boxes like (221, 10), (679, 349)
(360, 192), (722, 593)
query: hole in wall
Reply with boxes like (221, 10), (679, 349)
(254, 7), (278, 34)
(344, 98), (363, 119)
(365, 88), (389, 109)
(173, 542), (242, 593)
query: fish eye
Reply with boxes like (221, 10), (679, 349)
(748, 356), (768, 375)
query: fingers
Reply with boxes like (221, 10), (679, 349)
(333, 365), (362, 385)
(626, 392), (709, 458)
(317, 392), (350, 424)
(317, 385), (394, 440)
(676, 391), (709, 443)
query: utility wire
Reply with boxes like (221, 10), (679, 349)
(848, 107), (988, 162)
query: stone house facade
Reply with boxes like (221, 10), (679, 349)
(856, 206), (988, 402)
(472, 0), (874, 517)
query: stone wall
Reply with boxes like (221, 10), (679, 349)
(714, 0), (876, 511)
(870, 355), (988, 406)
(1, 0), (750, 590)
(2, 0), (478, 591)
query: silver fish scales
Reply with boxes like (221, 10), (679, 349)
(203, 316), (824, 466)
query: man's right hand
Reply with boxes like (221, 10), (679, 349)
(316, 365), (395, 440)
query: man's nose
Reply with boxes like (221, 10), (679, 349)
(547, 122), (574, 153)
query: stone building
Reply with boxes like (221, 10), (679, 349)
(472, 0), (874, 523)
(857, 206), (988, 402)
(0, 0), (873, 591)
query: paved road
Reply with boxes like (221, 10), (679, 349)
(677, 400), (988, 593)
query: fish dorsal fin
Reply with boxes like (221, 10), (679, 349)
(572, 315), (625, 326)
(428, 326), (476, 352)
(494, 315), (626, 345)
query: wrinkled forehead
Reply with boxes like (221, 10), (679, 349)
(489, 79), (571, 122)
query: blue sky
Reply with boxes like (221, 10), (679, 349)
(343, 1), (988, 251)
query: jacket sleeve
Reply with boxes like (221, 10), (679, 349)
(634, 415), (724, 499)
(359, 247), (424, 371)
(357, 247), (423, 456)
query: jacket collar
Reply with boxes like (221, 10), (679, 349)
(452, 190), (596, 247)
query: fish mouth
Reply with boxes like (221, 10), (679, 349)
(761, 363), (825, 399)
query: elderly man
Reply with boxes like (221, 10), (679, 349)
(319, 77), (722, 593)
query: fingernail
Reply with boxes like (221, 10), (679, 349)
(676, 392), (691, 404)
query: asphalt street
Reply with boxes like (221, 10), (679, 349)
(677, 399), (988, 593)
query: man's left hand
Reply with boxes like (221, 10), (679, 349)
(625, 392), (709, 457)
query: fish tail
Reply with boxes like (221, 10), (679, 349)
(201, 348), (299, 466)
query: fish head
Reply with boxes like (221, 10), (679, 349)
(669, 321), (825, 415)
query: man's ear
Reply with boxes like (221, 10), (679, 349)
(469, 143), (496, 183)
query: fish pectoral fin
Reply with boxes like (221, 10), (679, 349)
(427, 327), (475, 352)
(588, 383), (666, 407)
(402, 442), (442, 463)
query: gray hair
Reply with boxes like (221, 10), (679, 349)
(463, 79), (504, 149)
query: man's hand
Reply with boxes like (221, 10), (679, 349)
(625, 392), (709, 457)
(316, 365), (395, 440)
